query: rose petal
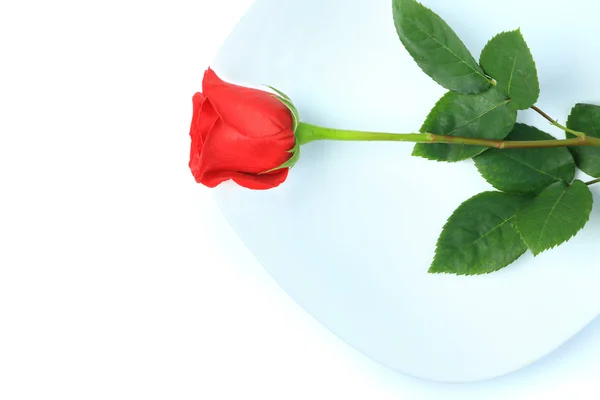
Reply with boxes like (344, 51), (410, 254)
(198, 120), (294, 174)
(231, 169), (289, 190)
(196, 98), (220, 146)
(189, 94), (220, 180)
(195, 169), (289, 190)
(202, 68), (293, 137)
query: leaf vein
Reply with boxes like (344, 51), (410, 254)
(507, 54), (518, 96)
(403, 18), (487, 82)
(466, 215), (515, 250)
(447, 100), (509, 136)
(534, 188), (568, 249)
(496, 152), (563, 182)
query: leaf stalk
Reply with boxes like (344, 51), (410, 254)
(530, 105), (587, 139)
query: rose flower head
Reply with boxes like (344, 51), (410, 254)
(189, 68), (300, 190)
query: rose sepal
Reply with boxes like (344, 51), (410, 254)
(261, 140), (301, 174)
(266, 86), (299, 132)
(260, 86), (301, 173)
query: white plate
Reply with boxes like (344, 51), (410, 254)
(211, 0), (600, 382)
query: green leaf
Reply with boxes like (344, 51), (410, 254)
(429, 192), (532, 275)
(515, 180), (593, 256)
(413, 87), (517, 161)
(392, 0), (491, 94)
(566, 103), (600, 177)
(479, 30), (539, 109)
(474, 124), (575, 194)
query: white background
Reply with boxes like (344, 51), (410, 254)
(1, 0), (600, 399)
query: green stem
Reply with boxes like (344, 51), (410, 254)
(296, 122), (600, 149)
(530, 105), (587, 139)
(586, 178), (600, 186)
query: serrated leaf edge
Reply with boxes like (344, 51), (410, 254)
(479, 29), (540, 110)
(565, 104), (600, 178)
(473, 123), (576, 194)
(514, 180), (593, 256)
(393, 0), (491, 94)
(413, 88), (515, 162)
(429, 192), (529, 276)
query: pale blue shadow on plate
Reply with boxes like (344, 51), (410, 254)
(210, 0), (600, 382)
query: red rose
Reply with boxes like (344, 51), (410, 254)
(189, 68), (297, 190)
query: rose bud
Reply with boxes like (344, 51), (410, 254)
(189, 68), (300, 190)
